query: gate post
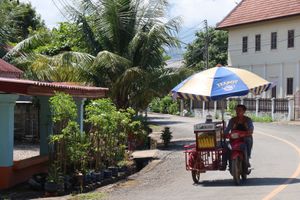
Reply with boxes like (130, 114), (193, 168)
(202, 101), (205, 117)
(288, 97), (295, 121)
(271, 97), (275, 121)
(180, 99), (184, 116)
(256, 97), (260, 117)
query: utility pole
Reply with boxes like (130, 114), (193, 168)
(204, 19), (209, 69)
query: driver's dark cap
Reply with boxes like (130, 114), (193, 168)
(236, 104), (247, 111)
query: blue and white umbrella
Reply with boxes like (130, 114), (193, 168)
(172, 66), (272, 101)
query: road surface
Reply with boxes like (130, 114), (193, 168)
(104, 113), (300, 200)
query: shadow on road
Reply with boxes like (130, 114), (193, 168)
(157, 140), (195, 152)
(198, 177), (300, 187)
(149, 120), (185, 126)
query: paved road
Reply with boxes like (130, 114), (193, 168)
(104, 113), (300, 200)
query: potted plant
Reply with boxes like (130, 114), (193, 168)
(160, 127), (173, 147)
(44, 162), (64, 195)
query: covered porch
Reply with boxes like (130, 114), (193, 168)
(0, 77), (108, 189)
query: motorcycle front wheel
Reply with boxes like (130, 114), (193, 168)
(192, 170), (200, 184)
(231, 158), (241, 185)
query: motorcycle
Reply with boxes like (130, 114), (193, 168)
(225, 130), (251, 185)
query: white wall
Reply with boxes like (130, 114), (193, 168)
(227, 15), (300, 98)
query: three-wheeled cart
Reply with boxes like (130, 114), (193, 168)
(184, 121), (226, 183)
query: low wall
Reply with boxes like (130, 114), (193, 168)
(0, 155), (48, 190)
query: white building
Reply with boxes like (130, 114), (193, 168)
(217, 0), (300, 99)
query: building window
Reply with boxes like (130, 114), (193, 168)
(242, 36), (248, 53)
(287, 78), (293, 95)
(255, 34), (261, 51)
(288, 30), (294, 48)
(271, 32), (277, 49)
(271, 86), (276, 98)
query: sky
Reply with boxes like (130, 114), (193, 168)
(20, 0), (241, 59)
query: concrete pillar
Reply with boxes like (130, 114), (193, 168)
(263, 64), (267, 98)
(202, 101), (205, 117)
(180, 99), (184, 116)
(226, 98), (229, 110)
(0, 94), (18, 167)
(214, 101), (217, 116)
(38, 96), (52, 156)
(190, 99), (193, 114)
(256, 97), (260, 117)
(74, 98), (86, 133)
(296, 61), (300, 92)
(288, 97), (295, 121)
(240, 97), (244, 105)
(280, 63), (284, 98)
(271, 98), (275, 121)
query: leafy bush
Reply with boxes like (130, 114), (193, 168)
(149, 97), (161, 113)
(167, 102), (179, 115)
(160, 127), (173, 147)
(227, 99), (238, 116)
(149, 95), (179, 115)
(248, 114), (273, 122)
(159, 96), (174, 113)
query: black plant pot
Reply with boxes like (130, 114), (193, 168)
(108, 166), (119, 177)
(92, 171), (104, 182)
(103, 169), (112, 179)
(44, 181), (60, 193)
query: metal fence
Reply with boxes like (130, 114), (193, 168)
(192, 98), (288, 113)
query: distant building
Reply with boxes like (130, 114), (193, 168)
(217, 0), (300, 98)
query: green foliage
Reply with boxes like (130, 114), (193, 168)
(149, 96), (179, 115)
(0, 0), (45, 57)
(227, 99), (238, 117)
(85, 98), (147, 169)
(49, 92), (90, 175)
(160, 127), (173, 147)
(49, 92), (77, 124)
(184, 27), (228, 70)
(6, 0), (183, 111)
(35, 22), (90, 56)
(248, 114), (273, 122)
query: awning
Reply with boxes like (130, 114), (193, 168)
(0, 77), (108, 98)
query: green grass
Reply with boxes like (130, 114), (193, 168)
(248, 114), (273, 122)
(69, 192), (106, 200)
(149, 124), (163, 132)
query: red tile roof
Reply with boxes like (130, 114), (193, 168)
(217, 0), (300, 29)
(0, 59), (23, 78)
(0, 77), (108, 98)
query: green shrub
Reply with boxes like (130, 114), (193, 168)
(167, 102), (179, 115)
(149, 96), (179, 115)
(160, 127), (173, 147)
(149, 97), (161, 113)
(159, 96), (173, 113)
(248, 114), (273, 122)
(227, 99), (238, 116)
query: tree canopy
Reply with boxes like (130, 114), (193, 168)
(183, 27), (228, 71)
(6, 0), (188, 111)
(0, 0), (45, 57)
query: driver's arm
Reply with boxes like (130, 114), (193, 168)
(247, 118), (254, 135)
(224, 118), (233, 135)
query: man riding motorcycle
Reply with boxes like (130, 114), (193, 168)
(223, 104), (254, 169)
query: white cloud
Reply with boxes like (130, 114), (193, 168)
(20, 0), (66, 28)
(168, 0), (239, 28)
(20, 0), (240, 29)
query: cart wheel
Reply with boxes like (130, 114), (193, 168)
(232, 158), (241, 185)
(192, 170), (200, 184)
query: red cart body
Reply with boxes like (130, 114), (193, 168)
(184, 121), (226, 183)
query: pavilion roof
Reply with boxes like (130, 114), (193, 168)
(0, 77), (108, 98)
(0, 59), (23, 79)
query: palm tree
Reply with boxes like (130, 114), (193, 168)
(6, 0), (185, 110)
